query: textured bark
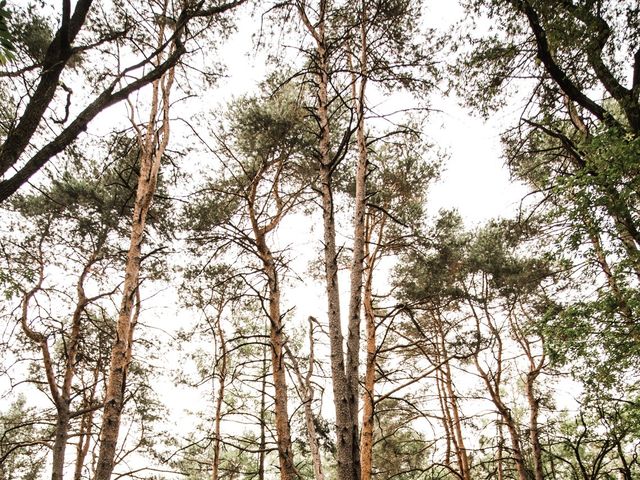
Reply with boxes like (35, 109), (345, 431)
(346, 4), (369, 478)
(359, 211), (384, 480)
(93, 30), (175, 478)
(297, 3), (355, 479)
(247, 161), (297, 480)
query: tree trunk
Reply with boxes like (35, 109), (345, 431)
(20, 242), (100, 480)
(297, 3), (358, 479)
(93, 38), (175, 479)
(261, 244), (297, 480)
(258, 347), (267, 480)
(74, 361), (101, 480)
(211, 306), (227, 480)
(346, 5), (369, 478)
(435, 316), (471, 480)
(526, 371), (544, 480)
(496, 416), (505, 480)
(247, 161), (297, 480)
(476, 359), (529, 480)
(434, 367), (453, 470)
(284, 317), (324, 480)
(318, 22), (355, 480)
(359, 266), (375, 480)
(359, 211), (384, 480)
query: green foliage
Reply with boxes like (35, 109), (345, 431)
(0, 396), (47, 480)
(372, 399), (432, 480)
(0, 1), (14, 64)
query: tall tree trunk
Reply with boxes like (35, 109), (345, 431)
(359, 211), (384, 480)
(496, 416), (505, 480)
(346, 4), (369, 478)
(435, 315), (471, 480)
(20, 242), (101, 480)
(93, 29), (175, 478)
(258, 345), (268, 480)
(469, 292), (528, 480)
(359, 260), (375, 480)
(510, 308), (546, 480)
(297, 2), (356, 479)
(526, 370), (544, 480)
(474, 357), (529, 480)
(434, 367), (453, 470)
(260, 242), (297, 480)
(246, 156), (297, 480)
(211, 304), (228, 480)
(74, 360), (101, 480)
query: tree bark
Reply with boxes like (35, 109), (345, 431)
(359, 211), (385, 480)
(297, 3), (356, 479)
(247, 160), (297, 480)
(93, 28), (175, 478)
(346, 4), (369, 478)
(211, 302), (228, 480)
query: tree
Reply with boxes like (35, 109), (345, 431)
(457, 0), (640, 415)
(0, 396), (47, 480)
(183, 83), (315, 480)
(0, 0), (247, 202)
(93, 8), (176, 477)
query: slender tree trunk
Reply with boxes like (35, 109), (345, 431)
(434, 367), (453, 470)
(258, 347), (267, 480)
(74, 361), (101, 480)
(51, 409), (71, 480)
(526, 370), (544, 480)
(469, 291), (528, 480)
(511, 309), (546, 480)
(284, 317), (324, 480)
(317, 15), (355, 480)
(475, 359), (529, 480)
(261, 243), (297, 480)
(21, 243), (100, 480)
(247, 159), (297, 480)
(346, 5), (369, 478)
(435, 316), (471, 480)
(211, 306), (227, 480)
(297, 3), (357, 479)
(93, 31), (175, 478)
(496, 416), (505, 480)
(359, 259), (375, 480)
(360, 212), (384, 480)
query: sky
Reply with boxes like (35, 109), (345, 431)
(213, 1), (529, 228)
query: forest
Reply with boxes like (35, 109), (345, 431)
(0, 0), (638, 479)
